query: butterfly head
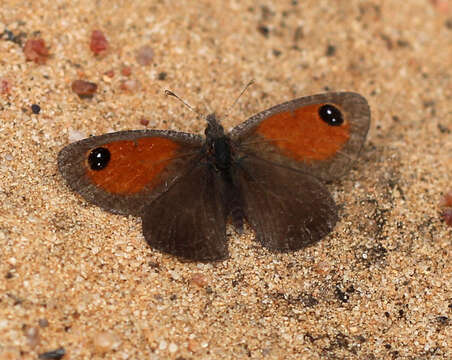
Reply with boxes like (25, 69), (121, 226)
(205, 113), (225, 140)
(204, 113), (233, 172)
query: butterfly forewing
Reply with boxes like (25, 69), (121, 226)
(58, 130), (203, 216)
(230, 92), (370, 181)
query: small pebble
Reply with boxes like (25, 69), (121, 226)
(90, 30), (108, 55)
(140, 117), (150, 126)
(159, 340), (167, 350)
(136, 45), (154, 65)
(120, 79), (140, 92)
(38, 347), (66, 360)
(190, 273), (208, 287)
(31, 104), (41, 114)
(71, 80), (98, 97)
(440, 190), (452, 226)
(121, 66), (132, 76)
(68, 128), (86, 142)
(326, 44), (336, 56)
(430, 0), (450, 13)
(92, 331), (121, 354)
(314, 261), (330, 275)
(439, 190), (452, 207)
(257, 25), (270, 37)
(0, 77), (12, 94)
(442, 208), (452, 226)
(188, 339), (200, 353)
(24, 326), (40, 348)
(38, 318), (49, 328)
(104, 69), (115, 78)
(23, 38), (49, 64)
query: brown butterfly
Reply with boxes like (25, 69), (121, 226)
(58, 92), (370, 261)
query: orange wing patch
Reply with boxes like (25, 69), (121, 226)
(256, 104), (350, 162)
(86, 137), (181, 195)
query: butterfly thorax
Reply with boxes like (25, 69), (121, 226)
(204, 113), (234, 173)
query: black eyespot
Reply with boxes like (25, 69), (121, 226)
(318, 104), (344, 126)
(88, 147), (110, 170)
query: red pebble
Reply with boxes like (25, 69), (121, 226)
(440, 191), (452, 207)
(140, 117), (150, 126)
(443, 209), (452, 226)
(71, 80), (98, 96)
(429, 0), (450, 13)
(121, 66), (132, 76)
(90, 30), (109, 55)
(23, 38), (49, 64)
(439, 190), (452, 227)
(190, 273), (208, 287)
(135, 45), (154, 65)
(0, 78), (12, 95)
(104, 70), (115, 78)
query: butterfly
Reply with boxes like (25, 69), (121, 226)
(58, 92), (370, 261)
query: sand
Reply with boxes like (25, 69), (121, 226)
(0, 0), (451, 359)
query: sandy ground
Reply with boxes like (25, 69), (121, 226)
(0, 0), (451, 359)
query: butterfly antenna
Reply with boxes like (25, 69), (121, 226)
(224, 80), (255, 118)
(165, 90), (203, 117)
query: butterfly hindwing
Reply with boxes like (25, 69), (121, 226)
(236, 156), (338, 252)
(142, 162), (229, 261)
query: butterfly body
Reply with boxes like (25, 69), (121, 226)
(203, 113), (247, 232)
(58, 92), (370, 261)
(204, 114), (234, 173)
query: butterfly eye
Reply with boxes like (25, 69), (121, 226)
(88, 147), (111, 170)
(318, 104), (344, 126)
